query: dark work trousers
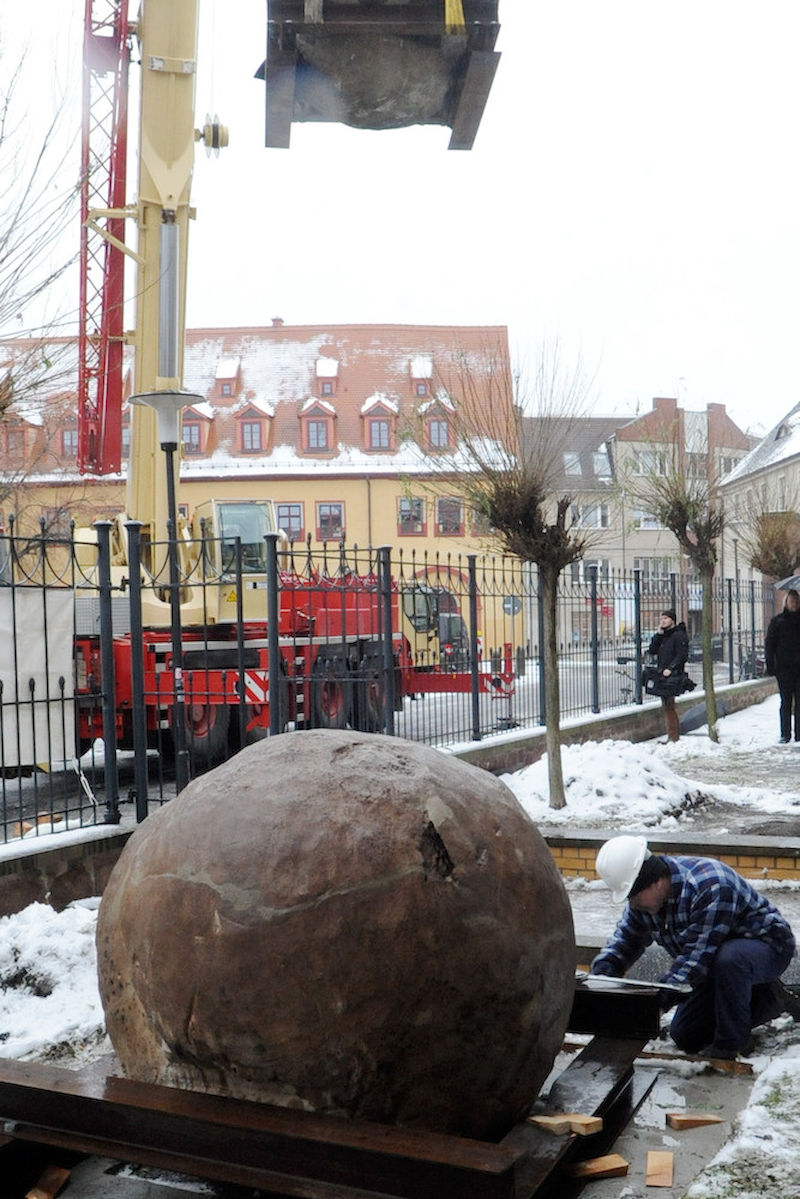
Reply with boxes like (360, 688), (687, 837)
(669, 938), (793, 1053)
(776, 670), (800, 740)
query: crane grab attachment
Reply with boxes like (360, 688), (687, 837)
(259, 0), (501, 150)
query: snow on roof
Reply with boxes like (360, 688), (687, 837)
(360, 392), (399, 415)
(410, 354), (433, 378)
(417, 391), (455, 415)
(316, 356), (339, 377)
(215, 357), (240, 380)
(178, 436), (508, 480)
(300, 396), (336, 416)
(185, 400), (215, 421)
(235, 396), (275, 418)
(721, 400), (800, 485)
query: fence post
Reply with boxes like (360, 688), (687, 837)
(378, 546), (395, 736)
(726, 579), (734, 683)
(749, 581), (757, 676)
(233, 537), (248, 746)
(124, 522), (149, 822)
(634, 568), (643, 703)
(466, 554), (481, 740)
(94, 522), (120, 825)
(265, 533), (283, 736)
(589, 565), (600, 714)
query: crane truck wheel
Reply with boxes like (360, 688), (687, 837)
(311, 656), (352, 730)
(355, 651), (386, 733)
(183, 701), (231, 770)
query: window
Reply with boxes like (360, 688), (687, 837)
(308, 420), (329, 450)
(43, 507), (71, 539)
(61, 428), (79, 456)
(221, 382), (232, 397)
(369, 418), (391, 449)
(317, 502), (344, 542)
(633, 449), (667, 476)
(593, 449), (611, 479)
(720, 455), (740, 476)
(183, 422), (202, 454)
(570, 558), (610, 583)
(6, 428), (23, 455)
(277, 503), (304, 542)
(415, 381), (429, 398)
(321, 380), (334, 397)
(471, 507), (494, 535)
(632, 508), (664, 530)
(398, 497), (426, 536)
(563, 451), (581, 475)
(436, 497), (464, 536)
(686, 451), (705, 478)
(572, 502), (609, 529)
(428, 418), (449, 450)
(241, 421), (263, 452)
(634, 556), (671, 581)
(121, 424), (130, 458)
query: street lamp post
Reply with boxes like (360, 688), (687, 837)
(128, 389), (202, 794)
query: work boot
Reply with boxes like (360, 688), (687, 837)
(702, 1036), (755, 1060)
(772, 979), (800, 1021)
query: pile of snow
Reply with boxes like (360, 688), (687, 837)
(501, 693), (798, 828)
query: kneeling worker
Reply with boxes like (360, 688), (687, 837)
(591, 835), (800, 1059)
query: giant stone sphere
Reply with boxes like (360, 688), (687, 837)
(96, 730), (575, 1139)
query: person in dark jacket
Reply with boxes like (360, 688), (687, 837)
(765, 588), (800, 742)
(648, 609), (689, 742)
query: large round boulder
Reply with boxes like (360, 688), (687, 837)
(96, 729), (575, 1139)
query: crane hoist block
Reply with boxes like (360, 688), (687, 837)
(257, 0), (501, 150)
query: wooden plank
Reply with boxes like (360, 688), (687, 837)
(25, 1165), (70, 1199)
(666, 1112), (724, 1130)
(565, 1153), (628, 1180)
(527, 1113), (603, 1137)
(646, 1150), (674, 1187)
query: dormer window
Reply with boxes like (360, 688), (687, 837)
(300, 398), (336, 454)
(61, 427), (79, 456)
(361, 393), (398, 452)
(410, 354), (433, 399)
(428, 417), (450, 450)
(316, 356), (339, 398)
(181, 402), (214, 455)
(215, 357), (240, 400)
(235, 401), (273, 454)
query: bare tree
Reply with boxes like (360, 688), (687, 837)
(631, 463), (723, 741)
(428, 340), (595, 809)
(0, 44), (80, 406)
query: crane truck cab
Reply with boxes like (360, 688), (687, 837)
(188, 498), (286, 623)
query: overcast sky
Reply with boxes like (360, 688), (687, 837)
(5, 1), (800, 437)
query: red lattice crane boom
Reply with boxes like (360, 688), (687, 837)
(77, 0), (130, 476)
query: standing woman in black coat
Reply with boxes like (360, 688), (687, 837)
(765, 589), (800, 743)
(648, 609), (690, 742)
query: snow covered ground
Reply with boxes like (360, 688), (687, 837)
(4, 692), (800, 1196)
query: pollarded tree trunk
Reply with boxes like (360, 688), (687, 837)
(541, 562), (566, 809)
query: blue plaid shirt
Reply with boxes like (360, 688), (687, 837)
(591, 855), (795, 989)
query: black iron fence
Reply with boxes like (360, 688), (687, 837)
(0, 524), (775, 842)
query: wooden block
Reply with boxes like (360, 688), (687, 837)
(528, 1111), (603, 1136)
(666, 1111), (725, 1130)
(646, 1150), (674, 1187)
(528, 1113), (572, 1135)
(26, 1166), (71, 1199)
(565, 1153), (629, 1180)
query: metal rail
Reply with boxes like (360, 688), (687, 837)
(0, 990), (661, 1198)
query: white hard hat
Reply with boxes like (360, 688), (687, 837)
(596, 835), (650, 903)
